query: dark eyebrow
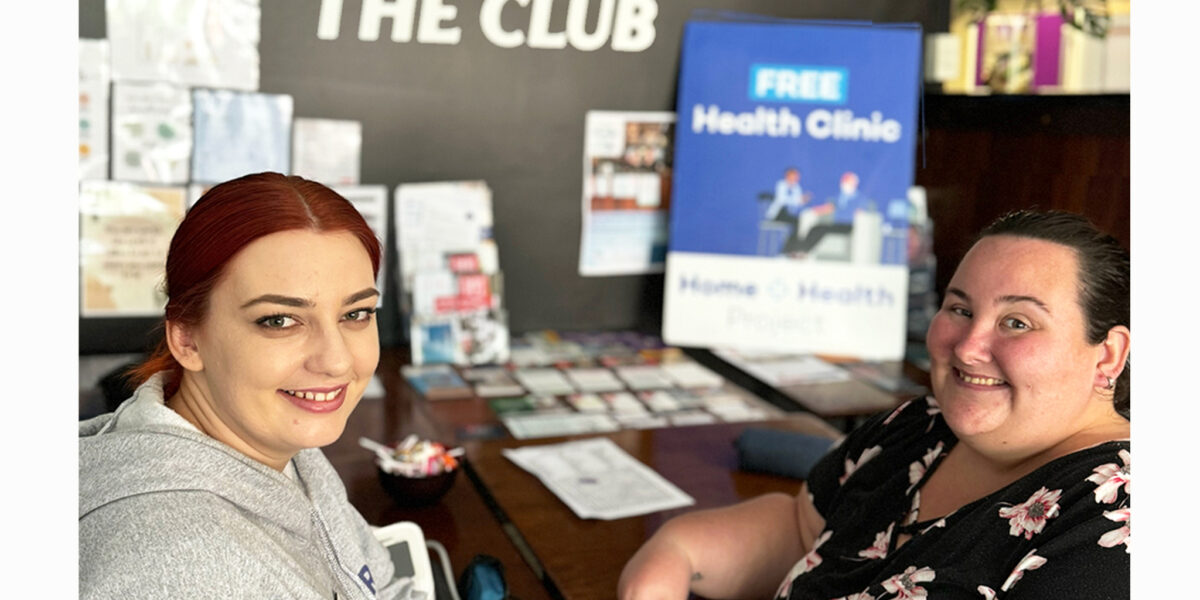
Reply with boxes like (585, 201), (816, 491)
(946, 287), (1050, 313)
(998, 294), (1050, 313)
(344, 287), (380, 305)
(240, 294), (312, 309)
(240, 287), (378, 310)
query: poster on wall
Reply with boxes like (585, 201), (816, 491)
(579, 111), (675, 276)
(662, 17), (922, 360)
(80, 181), (187, 317)
(191, 88), (293, 184)
(79, 39), (110, 181)
(332, 184), (388, 308)
(294, 118), (362, 186)
(106, 0), (261, 91)
(111, 82), (193, 184)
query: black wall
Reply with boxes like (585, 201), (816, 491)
(79, 0), (947, 354)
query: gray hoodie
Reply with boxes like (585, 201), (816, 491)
(79, 374), (406, 599)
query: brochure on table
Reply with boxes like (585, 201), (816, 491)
(396, 181), (509, 366)
(395, 181), (499, 298)
(662, 17), (922, 360)
(579, 111), (675, 276)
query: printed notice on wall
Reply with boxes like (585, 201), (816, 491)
(79, 39), (110, 181)
(579, 111), (675, 276)
(663, 18), (922, 359)
(80, 181), (186, 317)
(191, 89), (293, 183)
(106, 0), (261, 91)
(294, 118), (362, 186)
(112, 82), (193, 184)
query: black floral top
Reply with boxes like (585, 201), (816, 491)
(775, 396), (1130, 600)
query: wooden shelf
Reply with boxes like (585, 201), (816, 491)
(920, 92), (1129, 136)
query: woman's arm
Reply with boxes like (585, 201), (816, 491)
(618, 484), (826, 600)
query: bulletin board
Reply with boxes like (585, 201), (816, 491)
(78, 0), (945, 353)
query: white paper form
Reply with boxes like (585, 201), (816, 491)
(107, 0), (261, 91)
(79, 39), (110, 181)
(503, 437), (694, 519)
(112, 82), (193, 184)
(191, 88), (293, 183)
(579, 111), (675, 277)
(293, 118), (362, 185)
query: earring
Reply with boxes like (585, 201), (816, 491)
(1105, 376), (1114, 390)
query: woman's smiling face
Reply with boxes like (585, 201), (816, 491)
(175, 229), (380, 468)
(925, 235), (1116, 458)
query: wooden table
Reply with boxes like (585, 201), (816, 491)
(323, 350), (553, 599)
(323, 348), (863, 599)
(461, 414), (843, 599)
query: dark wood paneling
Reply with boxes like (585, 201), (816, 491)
(915, 94), (1130, 297)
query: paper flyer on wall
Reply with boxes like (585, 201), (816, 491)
(112, 82), (193, 184)
(80, 181), (187, 317)
(579, 111), (675, 276)
(191, 89), (293, 183)
(662, 17), (922, 360)
(293, 118), (362, 185)
(79, 39), (110, 181)
(106, 0), (261, 91)
(332, 185), (388, 307)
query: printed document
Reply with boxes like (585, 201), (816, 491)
(503, 437), (694, 520)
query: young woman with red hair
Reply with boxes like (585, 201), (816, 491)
(79, 172), (407, 598)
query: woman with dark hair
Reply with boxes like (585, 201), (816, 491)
(620, 210), (1131, 599)
(79, 173), (407, 598)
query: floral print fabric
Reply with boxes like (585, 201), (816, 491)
(775, 397), (1130, 599)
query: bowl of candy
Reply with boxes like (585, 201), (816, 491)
(360, 435), (464, 507)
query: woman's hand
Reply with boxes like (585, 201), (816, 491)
(617, 490), (824, 600)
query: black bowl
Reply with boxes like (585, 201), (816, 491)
(377, 466), (459, 507)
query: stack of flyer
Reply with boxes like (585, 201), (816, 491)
(396, 181), (510, 366)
